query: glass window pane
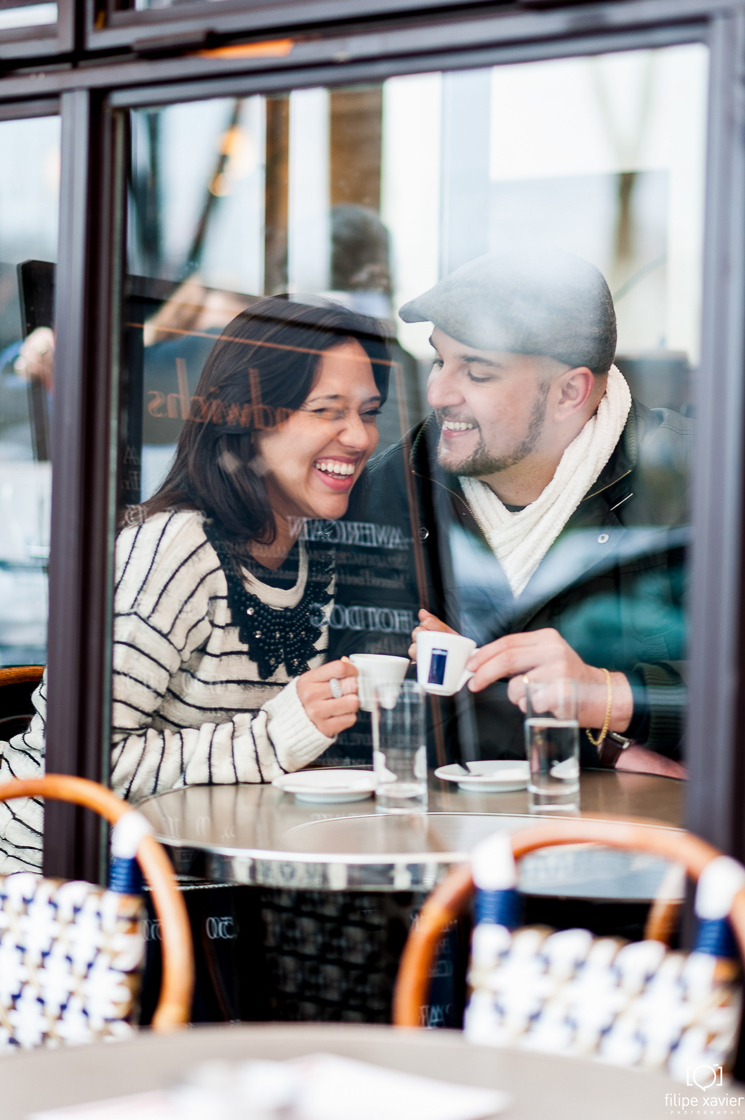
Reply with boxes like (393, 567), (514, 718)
(0, 112), (59, 871)
(0, 115), (58, 662)
(114, 44), (705, 823)
(0, 3), (56, 30)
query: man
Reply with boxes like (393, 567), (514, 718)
(329, 247), (688, 776)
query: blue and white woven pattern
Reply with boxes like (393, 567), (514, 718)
(465, 924), (741, 1081)
(0, 872), (145, 1050)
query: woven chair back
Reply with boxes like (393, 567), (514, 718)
(394, 816), (745, 1079)
(0, 775), (193, 1044)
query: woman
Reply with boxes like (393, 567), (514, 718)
(0, 298), (389, 869)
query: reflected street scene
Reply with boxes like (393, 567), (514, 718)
(113, 45), (704, 795)
(0, 115), (59, 667)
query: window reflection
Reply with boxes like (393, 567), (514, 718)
(0, 3), (56, 30)
(0, 117), (59, 666)
(339, 249), (689, 775)
(0, 113), (59, 873)
(114, 43), (705, 811)
(334, 47), (704, 782)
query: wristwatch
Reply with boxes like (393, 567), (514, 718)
(597, 731), (632, 769)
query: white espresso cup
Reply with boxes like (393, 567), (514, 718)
(349, 653), (410, 711)
(416, 631), (476, 696)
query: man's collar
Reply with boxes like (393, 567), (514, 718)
(580, 398), (637, 504)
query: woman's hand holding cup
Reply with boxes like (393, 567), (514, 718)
(296, 658), (359, 737)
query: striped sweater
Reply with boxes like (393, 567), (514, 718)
(0, 510), (335, 872)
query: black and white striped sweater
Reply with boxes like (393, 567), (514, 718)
(0, 510), (335, 872)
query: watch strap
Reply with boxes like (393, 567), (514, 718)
(597, 731), (632, 769)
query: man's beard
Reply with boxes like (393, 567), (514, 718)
(436, 386), (549, 477)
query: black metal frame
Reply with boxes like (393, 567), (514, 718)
(0, 0), (742, 876)
(43, 88), (124, 881)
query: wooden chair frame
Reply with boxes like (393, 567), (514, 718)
(0, 774), (193, 1032)
(0, 667), (45, 687)
(393, 815), (745, 1028)
(0, 666), (45, 738)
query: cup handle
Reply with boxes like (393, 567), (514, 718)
(457, 669), (475, 692)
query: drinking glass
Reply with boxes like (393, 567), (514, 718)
(374, 680), (428, 814)
(525, 678), (580, 812)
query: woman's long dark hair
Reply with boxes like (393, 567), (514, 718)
(137, 298), (390, 546)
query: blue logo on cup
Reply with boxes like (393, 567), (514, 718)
(428, 649), (448, 686)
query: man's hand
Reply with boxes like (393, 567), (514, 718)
(296, 658), (359, 738)
(408, 608), (457, 661)
(615, 745), (687, 780)
(466, 627), (634, 733)
(14, 327), (54, 392)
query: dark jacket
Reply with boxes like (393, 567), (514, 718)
(327, 400), (689, 769)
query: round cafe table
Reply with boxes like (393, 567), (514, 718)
(138, 769), (684, 898)
(136, 771), (685, 1025)
(3, 1023), (690, 1120)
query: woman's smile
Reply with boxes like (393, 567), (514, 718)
(312, 455), (361, 491)
(257, 338), (381, 522)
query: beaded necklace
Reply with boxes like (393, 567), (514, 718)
(203, 519), (334, 681)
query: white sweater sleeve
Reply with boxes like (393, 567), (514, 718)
(110, 672), (332, 804)
(0, 675), (46, 872)
(110, 513), (333, 804)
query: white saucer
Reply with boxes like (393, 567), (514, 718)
(273, 768), (376, 804)
(435, 760), (530, 793)
(551, 757), (580, 780)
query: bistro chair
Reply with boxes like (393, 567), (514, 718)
(0, 665), (44, 740)
(0, 775), (193, 1049)
(394, 816), (745, 1079)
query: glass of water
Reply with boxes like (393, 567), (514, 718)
(525, 678), (580, 812)
(375, 680), (428, 814)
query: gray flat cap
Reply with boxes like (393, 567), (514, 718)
(399, 247), (616, 375)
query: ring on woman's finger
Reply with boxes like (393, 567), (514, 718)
(329, 677), (343, 700)
(522, 674), (530, 686)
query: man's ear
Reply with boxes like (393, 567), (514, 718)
(554, 366), (599, 418)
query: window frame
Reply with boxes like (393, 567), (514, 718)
(0, 95), (59, 119)
(0, 0), (739, 877)
(84, 0), (517, 55)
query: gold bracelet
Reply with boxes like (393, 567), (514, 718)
(586, 667), (612, 747)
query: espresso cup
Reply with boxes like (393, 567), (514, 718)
(416, 631), (476, 696)
(349, 653), (410, 711)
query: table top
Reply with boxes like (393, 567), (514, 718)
(2, 1023), (688, 1120)
(138, 770), (685, 899)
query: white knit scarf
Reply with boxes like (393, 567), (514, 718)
(459, 364), (632, 598)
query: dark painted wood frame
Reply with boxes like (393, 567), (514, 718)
(0, 0), (740, 878)
(44, 89), (125, 880)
